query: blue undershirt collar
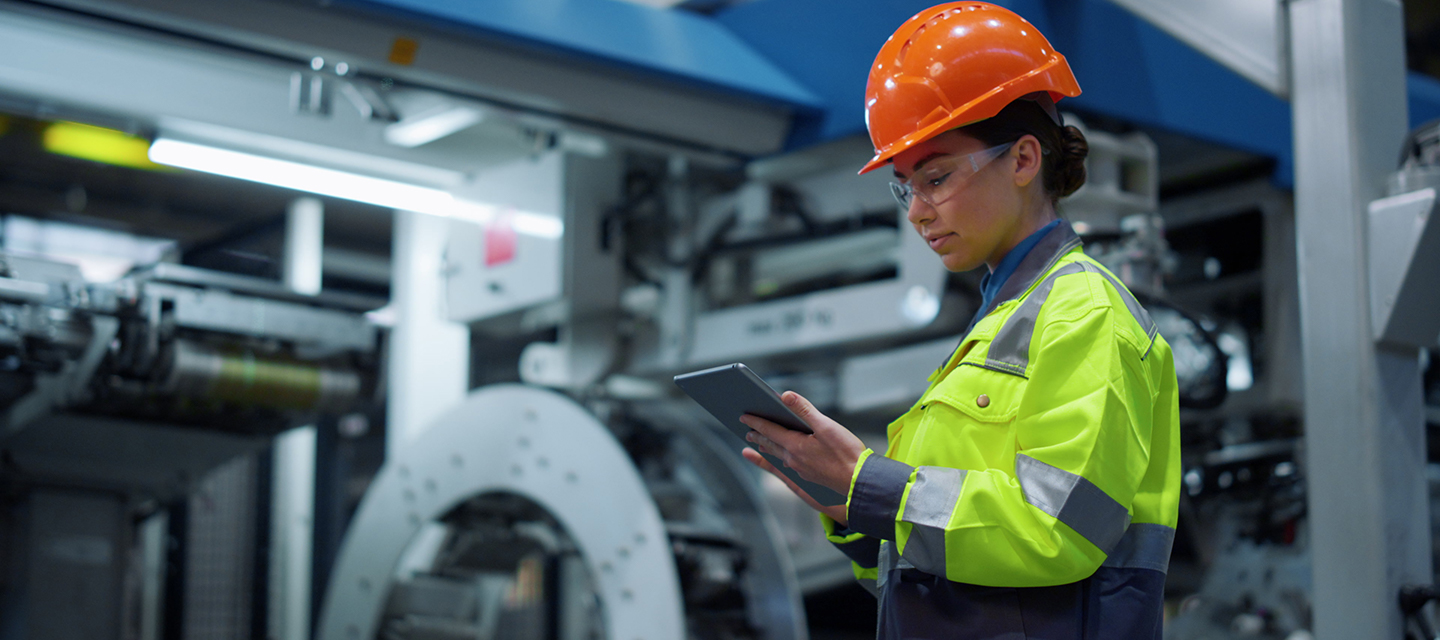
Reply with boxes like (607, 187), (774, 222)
(966, 219), (1061, 334)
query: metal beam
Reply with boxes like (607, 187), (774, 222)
(12, 0), (799, 156)
(1289, 1), (1431, 638)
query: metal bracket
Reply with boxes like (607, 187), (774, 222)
(338, 81), (398, 122)
(1368, 187), (1440, 347)
(288, 71), (330, 116)
(1107, 0), (1289, 97)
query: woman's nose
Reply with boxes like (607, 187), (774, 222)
(906, 198), (933, 226)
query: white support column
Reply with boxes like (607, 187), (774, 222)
(270, 196), (323, 640)
(1289, 1), (1431, 638)
(269, 427), (316, 640)
(387, 209), (469, 451)
(283, 197), (324, 296)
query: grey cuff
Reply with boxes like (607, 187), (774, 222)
(847, 454), (914, 541)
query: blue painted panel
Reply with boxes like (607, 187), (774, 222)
(716, 0), (1294, 177)
(335, 0), (823, 109)
(711, 0), (934, 147)
(717, 0), (1440, 185)
(1041, 0), (1294, 183)
(1410, 72), (1440, 130)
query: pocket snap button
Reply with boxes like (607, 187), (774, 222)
(976, 394), (990, 408)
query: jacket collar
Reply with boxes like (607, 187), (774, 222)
(984, 220), (1084, 316)
(936, 221), (1084, 374)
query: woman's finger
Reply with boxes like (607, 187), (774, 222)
(745, 431), (784, 460)
(781, 390), (823, 429)
(741, 413), (808, 450)
(744, 447), (806, 492)
(741, 448), (848, 525)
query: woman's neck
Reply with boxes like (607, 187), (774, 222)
(986, 201), (1059, 271)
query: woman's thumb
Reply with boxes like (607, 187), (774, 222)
(783, 391), (818, 424)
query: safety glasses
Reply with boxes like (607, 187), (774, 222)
(889, 142), (1015, 210)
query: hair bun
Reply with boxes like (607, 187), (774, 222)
(1052, 125), (1089, 198)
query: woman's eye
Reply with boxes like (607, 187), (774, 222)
(927, 172), (952, 188)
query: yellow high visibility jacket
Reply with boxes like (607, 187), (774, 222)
(824, 222), (1181, 639)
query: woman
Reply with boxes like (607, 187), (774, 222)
(739, 3), (1181, 638)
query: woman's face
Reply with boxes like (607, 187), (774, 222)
(891, 130), (1028, 273)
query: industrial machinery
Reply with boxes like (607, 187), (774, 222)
(318, 386), (806, 640)
(316, 116), (1240, 640)
(0, 254), (383, 638)
(0, 3), (1374, 638)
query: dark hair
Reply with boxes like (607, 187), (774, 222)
(958, 98), (1089, 201)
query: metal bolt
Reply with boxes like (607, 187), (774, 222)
(518, 436), (531, 449)
(511, 465), (523, 477)
(537, 457), (549, 469)
(566, 472), (579, 483)
(617, 546), (630, 559)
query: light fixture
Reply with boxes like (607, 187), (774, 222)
(147, 138), (563, 239)
(45, 122), (173, 171)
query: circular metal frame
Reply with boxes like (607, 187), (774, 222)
(318, 384), (684, 640)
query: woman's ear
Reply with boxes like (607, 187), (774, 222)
(1012, 134), (1044, 188)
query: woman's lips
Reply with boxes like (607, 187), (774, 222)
(928, 233), (953, 251)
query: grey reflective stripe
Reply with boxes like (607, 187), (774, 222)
(848, 455), (916, 541)
(876, 540), (896, 591)
(999, 235), (1084, 305)
(985, 263), (1086, 376)
(1015, 454), (1131, 553)
(1077, 262), (1159, 359)
(898, 466), (966, 575)
(1102, 523), (1175, 573)
(984, 260), (1161, 376)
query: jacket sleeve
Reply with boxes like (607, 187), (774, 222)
(819, 515), (881, 595)
(843, 303), (1156, 588)
(817, 450), (882, 594)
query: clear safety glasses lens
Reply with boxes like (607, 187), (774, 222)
(890, 181), (913, 209)
(889, 142), (1015, 210)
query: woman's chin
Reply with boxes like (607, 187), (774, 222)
(940, 253), (983, 273)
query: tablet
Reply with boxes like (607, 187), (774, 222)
(674, 363), (845, 507)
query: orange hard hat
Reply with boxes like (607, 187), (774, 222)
(859, 2), (1081, 175)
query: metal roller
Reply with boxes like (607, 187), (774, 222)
(162, 339), (360, 412)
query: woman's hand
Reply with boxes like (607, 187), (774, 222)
(739, 391), (866, 526)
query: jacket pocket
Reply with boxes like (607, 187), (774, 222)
(923, 356), (1026, 424)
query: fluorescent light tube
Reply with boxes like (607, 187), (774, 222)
(148, 138), (564, 239)
(149, 138), (453, 212)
